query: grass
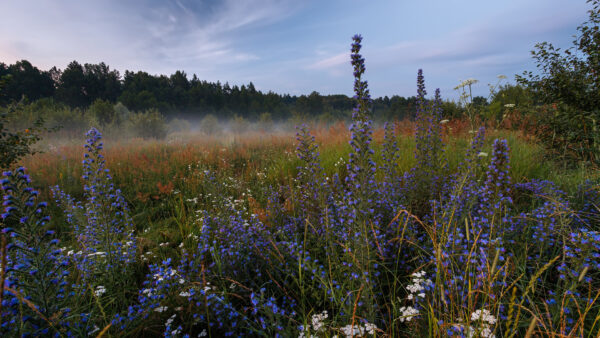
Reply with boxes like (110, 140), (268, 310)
(21, 120), (591, 215)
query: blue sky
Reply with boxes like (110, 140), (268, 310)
(0, 0), (590, 99)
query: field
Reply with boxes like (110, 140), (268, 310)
(1, 41), (600, 337)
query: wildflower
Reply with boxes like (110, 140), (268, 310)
(311, 310), (328, 332)
(155, 306), (168, 313)
(470, 309), (497, 325)
(87, 251), (107, 257)
(454, 78), (479, 90)
(339, 321), (377, 337)
(166, 314), (176, 327)
(399, 306), (419, 322)
(94, 285), (107, 297)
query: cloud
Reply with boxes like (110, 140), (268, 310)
(307, 52), (347, 71)
(0, 0), (299, 75)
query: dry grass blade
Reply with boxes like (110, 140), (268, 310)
(96, 323), (112, 338)
(524, 316), (537, 338)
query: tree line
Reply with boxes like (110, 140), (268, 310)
(0, 60), (421, 121)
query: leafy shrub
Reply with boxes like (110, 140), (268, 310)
(518, 0), (600, 164)
(114, 102), (131, 122)
(88, 98), (116, 125)
(199, 114), (220, 135)
(128, 108), (167, 139)
(166, 118), (191, 134)
(258, 112), (273, 132)
(0, 103), (46, 170)
(230, 114), (249, 134)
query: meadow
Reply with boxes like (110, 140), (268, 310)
(1, 35), (600, 337)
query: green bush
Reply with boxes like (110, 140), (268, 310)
(230, 114), (249, 134)
(199, 114), (220, 135)
(89, 98), (116, 125)
(258, 112), (273, 132)
(127, 108), (167, 139)
(518, 0), (600, 165)
(0, 103), (46, 170)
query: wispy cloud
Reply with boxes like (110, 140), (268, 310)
(0, 0), (298, 75)
(307, 52), (347, 73)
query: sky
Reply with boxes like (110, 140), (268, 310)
(0, 0), (591, 100)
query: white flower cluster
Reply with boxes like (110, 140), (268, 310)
(87, 251), (107, 258)
(141, 250), (157, 262)
(469, 309), (497, 338)
(334, 157), (346, 168)
(455, 78), (479, 90)
(165, 313), (182, 335)
(166, 313), (176, 327)
(94, 285), (106, 297)
(298, 311), (377, 338)
(398, 306), (419, 323)
(298, 310), (328, 337)
(398, 271), (433, 323)
(311, 310), (328, 332)
(339, 322), (377, 337)
(406, 270), (432, 300)
(203, 282), (215, 293)
(454, 309), (497, 338)
(297, 330), (313, 338)
(471, 309), (496, 325)
(155, 306), (168, 313)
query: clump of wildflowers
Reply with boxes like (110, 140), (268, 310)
(0, 167), (70, 335)
(449, 309), (497, 338)
(51, 128), (138, 330)
(476, 139), (512, 229)
(346, 34), (377, 214)
(52, 128), (136, 285)
(338, 321), (377, 337)
(295, 124), (329, 227)
(380, 121), (404, 211)
(409, 70), (448, 216)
